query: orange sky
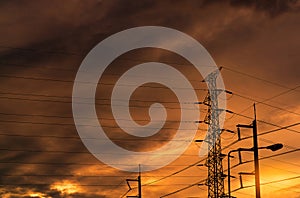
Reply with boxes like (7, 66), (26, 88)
(0, 0), (299, 197)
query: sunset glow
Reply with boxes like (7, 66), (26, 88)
(0, 0), (299, 197)
(29, 192), (48, 198)
(50, 181), (81, 195)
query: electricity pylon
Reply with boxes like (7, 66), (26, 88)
(203, 68), (225, 198)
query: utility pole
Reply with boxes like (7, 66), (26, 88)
(202, 68), (225, 198)
(227, 105), (283, 197)
(252, 104), (261, 198)
(236, 104), (260, 198)
(126, 165), (142, 198)
(138, 165), (142, 198)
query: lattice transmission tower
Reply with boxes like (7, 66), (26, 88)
(202, 68), (226, 198)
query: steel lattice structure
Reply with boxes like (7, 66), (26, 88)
(203, 69), (225, 198)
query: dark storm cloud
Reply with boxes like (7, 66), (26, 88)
(229, 0), (299, 16)
(199, 0), (300, 15)
(1, 0), (299, 62)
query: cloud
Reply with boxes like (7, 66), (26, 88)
(200, 0), (300, 16)
(0, 0), (299, 197)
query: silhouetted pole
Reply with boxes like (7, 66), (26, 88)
(126, 165), (142, 198)
(138, 165), (142, 198)
(227, 150), (235, 198)
(253, 104), (261, 198)
(235, 104), (261, 198)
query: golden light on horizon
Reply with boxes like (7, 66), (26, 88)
(29, 192), (48, 198)
(50, 180), (82, 195)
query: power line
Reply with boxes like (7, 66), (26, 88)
(231, 175), (300, 193)
(0, 91), (184, 104)
(1, 108), (298, 138)
(222, 66), (300, 119)
(0, 45), (214, 71)
(2, 43), (300, 95)
(232, 112), (300, 134)
(141, 122), (300, 187)
(0, 174), (207, 178)
(0, 147), (199, 156)
(0, 183), (193, 187)
(238, 176), (300, 194)
(159, 148), (300, 197)
(0, 44), (299, 92)
(1, 148), (297, 196)
(231, 86), (300, 117)
(3, 53), (300, 100)
(0, 111), (203, 123)
(222, 66), (300, 92)
(258, 120), (300, 134)
(259, 85), (300, 103)
(233, 149), (300, 174)
(0, 183), (128, 187)
(1, 122), (294, 176)
(0, 95), (202, 110)
(222, 122), (300, 151)
(3, 60), (300, 122)
(120, 188), (132, 198)
(160, 179), (206, 198)
(0, 132), (204, 142)
(229, 148), (300, 172)
(0, 74), (208, 92)
(0, 161), (203, 167)
(259, 153), (300, 169)
(152, 143), (300, 197)
(232, 92), (300, 117)
(0, 119), (200, 132)
(0, 51), (300, 196)
(259, 137), (297, 150)
(0, 61), (208, 84)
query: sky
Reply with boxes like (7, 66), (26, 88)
(0, 0), (300, 197)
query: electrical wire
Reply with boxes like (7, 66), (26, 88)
(232, 112), (300, 134)
(131, 122), (300, 188)
(2, 44), (300, 96)
(0, 148), (200, 157)
(0, 119), (200, 131)
(0, 74), (209, 92)
(120, 188), (132, 198)
(160, 179), (206, 198)
(0, 95), (203, 110)
(236, 176), (300, 195)
(222, 66), (300, 92)
(0, 131), (205, 143)
(232, 92), (300, 117)
(158, 148), (300, 197)
(0, 54), (300, 196)
(0, 174), (209, 178)
(0, 91), (183, 104)
(0, 183), (194, 187)
(231, 175), (300, 193)
(0, 111), (204, 124)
